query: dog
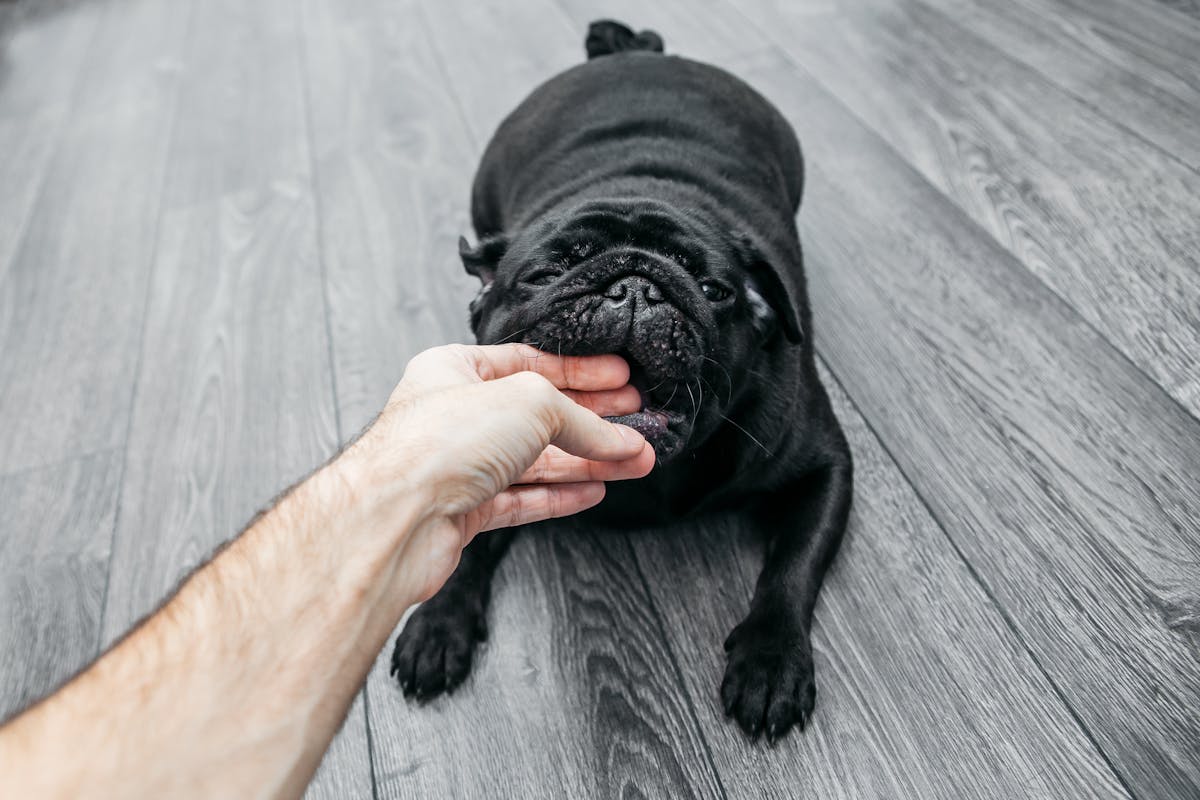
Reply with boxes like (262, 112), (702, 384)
(391, 20), (852, 743)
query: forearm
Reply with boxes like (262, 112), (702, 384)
(0, 445), (429, 799)
(0, 344), (649, 799)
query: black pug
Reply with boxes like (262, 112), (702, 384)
(391, 20), (852, 743)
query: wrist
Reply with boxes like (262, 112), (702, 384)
(330, 428), (437, 546)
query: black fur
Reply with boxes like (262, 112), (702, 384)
(391, 21), (852, 744)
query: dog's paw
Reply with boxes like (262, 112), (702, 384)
(720, 609), (815, 743)
(390, 595), (487, 701)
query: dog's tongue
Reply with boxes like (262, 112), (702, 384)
(605, 410), (669, 441)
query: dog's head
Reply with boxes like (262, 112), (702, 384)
(461, 198), (802, 462)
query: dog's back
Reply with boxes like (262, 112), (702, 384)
(470, 21), (804, 249)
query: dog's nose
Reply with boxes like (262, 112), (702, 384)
(603, 275), (664, 307)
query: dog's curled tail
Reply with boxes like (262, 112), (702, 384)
(585, 20), (664, 60)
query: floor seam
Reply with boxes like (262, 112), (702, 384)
(720, 0), (1200, 436)
(910, 0), (1200, 179)
(814, 352), (1138, 800)
(0, 6), (104, 293)
(624, 533), (732, 800)
(95, 0), (198, 655)
(293, 1), (375, 796)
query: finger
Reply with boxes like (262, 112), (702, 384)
(561, 384), (641, 417)
(491, 372), (647, 463)
(464, 344), (631, 390)
(478, 482), (607, 532)
(515, 443), (655, 484)
(546, 388), (649, 461)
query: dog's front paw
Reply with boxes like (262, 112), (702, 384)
(390, 594), (487, 701)
(720, 608), (815, 743)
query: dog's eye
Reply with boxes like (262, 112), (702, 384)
(700, 281), (731, 302)
(524, 269), (562, 286)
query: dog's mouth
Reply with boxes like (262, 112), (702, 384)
(602, 352), (693, 458)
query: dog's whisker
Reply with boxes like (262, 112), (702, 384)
(661, 381), (679, 409)
(699, 375), (728, 413)
(494, 326), (530, 346)
(719, 413), (774, 457)
(702, 355), (734, 405)
(686, 381), (702, 429)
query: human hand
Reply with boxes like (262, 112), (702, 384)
(345, 344), (655, 600)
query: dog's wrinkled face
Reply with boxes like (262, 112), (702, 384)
(461, 199), (800, 462)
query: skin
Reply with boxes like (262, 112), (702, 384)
(0, 343), (654, 800)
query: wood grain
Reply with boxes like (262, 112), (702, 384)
(0, 0), (189, 475)
(717, 47), (1200, 797)
(0, 451), (122, 721)
(365, 527), (729, 800)
(913, 0), (1200, 170)
(297, 0), (488, 794)
(731, 0), (1200, 422)
(2, 0), (1198, 796)
(297, 0), (479, 435)
(0, 1), (101, 295)
(1152, 0), (1200, 21)
(94, 0), (371, 796)
(530, 524), (726, 799)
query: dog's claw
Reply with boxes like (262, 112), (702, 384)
(391, 594), (487, 702)
(721, 609), (815, 745)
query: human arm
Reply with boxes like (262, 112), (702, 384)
(0, 344), (653, 799)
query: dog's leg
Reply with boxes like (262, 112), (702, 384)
(721, 450), (852, 742)
(390, 529), (516, 699)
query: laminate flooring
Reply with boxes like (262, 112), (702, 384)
(1, 1), (1196, 796)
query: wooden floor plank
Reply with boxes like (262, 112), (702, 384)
(0, 451), (123, 721)
(297, 0), (478, 436)
(0, 0), (189, 475)
(0, 2), (102, 295)
(714, 46), (1200, 797)
(731, 0), (1200, 422)
(95, 0), (372, 796)
(297, 0), (489, 794)
(1153, 0), (1200, 21)
(912, 0), (1200, 170)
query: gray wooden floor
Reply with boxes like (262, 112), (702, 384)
(1, 0), (1198, 797)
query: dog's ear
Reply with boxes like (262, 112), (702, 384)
(458, 234), (507, 285)
(735, 235), (804, 345)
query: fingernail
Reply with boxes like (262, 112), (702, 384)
(615, 424), (644, 448)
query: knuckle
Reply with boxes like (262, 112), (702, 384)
(527, 458), (547, 484)
(506, 491), (523, 525)
(561, 355), (580, 385)
(514, 370), (555, 398)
